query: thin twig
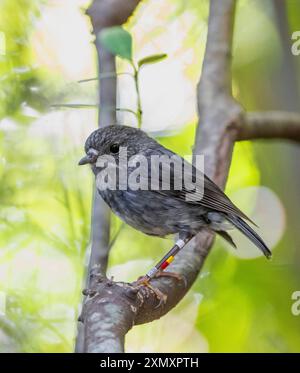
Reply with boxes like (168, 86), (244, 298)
(78, 72), (133, 83)
(132, 63), (142, 128)
(51, 104), (139, 120)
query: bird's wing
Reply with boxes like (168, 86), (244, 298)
(145, 146), (254, 224)
(193, 173), (254, 224)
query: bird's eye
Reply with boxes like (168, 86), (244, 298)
(110, 143), (119, 154)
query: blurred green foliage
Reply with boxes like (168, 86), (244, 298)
(0, 0), (300, 353)
(0, 0), (45, 119)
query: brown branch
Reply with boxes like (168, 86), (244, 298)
(237, 111), (300, 142)
(85, 0), (142, 275)
(75, 0), (141, 353)
(195, 0), (241, 187)
(80, 0), (240, 353)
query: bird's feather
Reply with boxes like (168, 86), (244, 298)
(149, 146), (255, 225)
(226, 215), (272, 258)
(217, 230), (237, 248)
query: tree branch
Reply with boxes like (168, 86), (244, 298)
(80, 0), (240, 353)
(238, 111), (300, 142)
(75, 0), (141, 353)
(195, 0), (241, 187)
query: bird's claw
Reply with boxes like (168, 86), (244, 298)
(133, 276), (167, 308)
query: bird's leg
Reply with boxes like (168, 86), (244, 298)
(149, 234), (193, 278)
(133, 235), (193, 306)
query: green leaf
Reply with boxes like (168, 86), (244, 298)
(138, 53), (167, 68)
(98, 26), (132, 61)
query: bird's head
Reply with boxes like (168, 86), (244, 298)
(78, 125), (154, 174)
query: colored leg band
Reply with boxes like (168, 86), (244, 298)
(175, 238), (186, 249)
(146, 267), (159, 278)
(145, 236), (193, 279)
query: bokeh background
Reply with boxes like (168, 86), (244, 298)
(1, 0), (300, 352)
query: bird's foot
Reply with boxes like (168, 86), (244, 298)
(154, 270), (187, 288)
(133, 275), (167, 308)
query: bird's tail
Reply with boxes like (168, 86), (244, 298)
(226, 215), (272, 259)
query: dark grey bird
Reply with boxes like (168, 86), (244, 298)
(79, 125), (271, 293)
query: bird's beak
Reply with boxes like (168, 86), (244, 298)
(78, 155), (93, 165)
(78, 149), (99, 166)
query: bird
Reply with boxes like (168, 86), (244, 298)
(79, 125), (271, 302)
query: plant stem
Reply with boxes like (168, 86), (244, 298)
(132, 64), (142, 128)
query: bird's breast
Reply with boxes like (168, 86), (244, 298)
(97, 189), (178, 236)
